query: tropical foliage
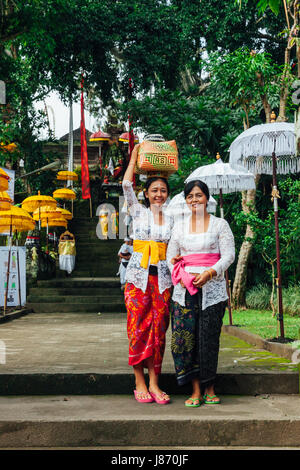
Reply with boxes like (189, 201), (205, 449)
(0, 0), (299, 305)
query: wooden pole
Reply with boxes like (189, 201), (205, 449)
(89, 197), (92, 218)
(46, 219), (49, 253)
(272, 150), (285, 338)
(16, 233), (22, 310)
(4, 222), (12, 316)
(219, 188), (224, 219)
(220, 188), (233, 325)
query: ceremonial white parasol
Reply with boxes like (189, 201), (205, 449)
(166, 192), (217, 217)
(229, 112), (300, 339)
(185, 153), (256, 218)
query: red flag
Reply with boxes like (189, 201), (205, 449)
(128, 78), (135, 186)
(80, 78), (91, 199)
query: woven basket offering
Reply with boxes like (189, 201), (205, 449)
(135, 140), (178, 175)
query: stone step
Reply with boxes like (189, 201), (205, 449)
(71, 271), (118, 277)
(27, 295), (124, 304)
(74, 261), (119, 268)
(26, 302), (126, 313)
(0, 371), (298, 396)
(29, 287), (123, 296)
(75, 240), (122, 246)
(75, 252), (120, 258)
(37, 278), (120, 288)
(0, 394), (299, 448)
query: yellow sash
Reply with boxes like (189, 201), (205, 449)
(133, 240), (167, 269)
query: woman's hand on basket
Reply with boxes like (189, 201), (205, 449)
(130, 144), (140, 164)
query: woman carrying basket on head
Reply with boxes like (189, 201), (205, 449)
(167, 179), (235, 407)
(122, 143), (173, 405)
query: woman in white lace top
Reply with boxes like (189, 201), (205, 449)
(122, 144), (173, 405)
(166, 179), (235, 407)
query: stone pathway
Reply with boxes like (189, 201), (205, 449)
(0, 312), (297, 374)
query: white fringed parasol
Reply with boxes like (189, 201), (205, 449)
(185, 154), (256, 219)
(229, 121), (298, 175)
(228, 113), (300, 340)
(166, 192), (217, 217)
(185, 155), (256, 192)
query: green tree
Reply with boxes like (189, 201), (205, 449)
(234, 177), (300, 312)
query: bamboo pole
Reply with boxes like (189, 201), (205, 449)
(272, 150), (285, 338)
(15, 230), (22, 309)
(219, 188), (233, 326)
(3, 222), (12, 316)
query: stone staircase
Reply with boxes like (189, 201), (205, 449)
(26, 217), (125, 313)
(11, 216), (299, 448)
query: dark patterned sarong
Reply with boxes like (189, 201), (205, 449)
(171, 289), (226, 387)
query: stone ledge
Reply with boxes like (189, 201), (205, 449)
(222, 325), (299, 361)
(0, 308), (33, 324)
(0, 395), (299, 448)
(0, 371), (298, 396)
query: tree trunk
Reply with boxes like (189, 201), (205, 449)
(232, 181), (258, 309)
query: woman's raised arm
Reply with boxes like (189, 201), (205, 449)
(123, 144), (140, 183)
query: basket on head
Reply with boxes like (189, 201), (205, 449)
(135, 135), (178, 177)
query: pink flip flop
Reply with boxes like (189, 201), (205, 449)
(134, 390), (154, 403)
(149, 391), (170, 405)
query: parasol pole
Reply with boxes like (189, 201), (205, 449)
(216, 153), (233, 325)
(219, 187), (233, 326)
(46, 218), (49, 253)
(4, 218), (12, 316)
(272, 143), (285, 338)
(89, 197), (92, 218)
(219, 188), (224, 219)
(15, 230), (22, 309)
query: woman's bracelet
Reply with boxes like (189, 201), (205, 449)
(205, 269), (213, 280)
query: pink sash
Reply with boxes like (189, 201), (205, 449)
(171, 253), (220, 295)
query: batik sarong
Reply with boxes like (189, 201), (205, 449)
(171, 289), (226, 387)
(125, 275), (171, 375)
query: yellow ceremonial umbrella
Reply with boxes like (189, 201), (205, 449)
(33, 206), (62, 251)
(0, 219), (35, 233)
(22, 190), (57, 230)
(22, 190), (57, 213)
(0, 206), (35, 314)
(53, 188), (76, 200)
(56, 171), (78, 182)
(0, 191), (13, 211)
(0, 168), (10, 192)
(59, 208), (73, 220)
(0, 206), (34, 228)
(41, 216), (67, 229)
(32, 205), (61, 221)
(53, 188), (76, 216)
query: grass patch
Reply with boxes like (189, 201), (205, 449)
(224, 308), (300, 340)
(246, 284), (300, 316)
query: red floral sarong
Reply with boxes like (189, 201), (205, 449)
(124, 275), (171, 375)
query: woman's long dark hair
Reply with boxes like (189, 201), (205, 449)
(144, 177), (170, 207)
(184, 180), (210, 201)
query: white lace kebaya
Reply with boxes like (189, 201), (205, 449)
(122, 180), (173, 294)
(166, 214), (235, 310)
